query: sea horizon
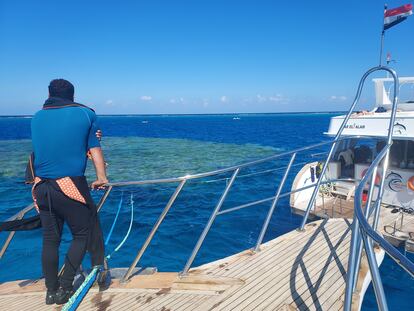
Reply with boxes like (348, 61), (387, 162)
(0, 110), (346, 118)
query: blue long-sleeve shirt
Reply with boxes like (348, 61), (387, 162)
(31, 106), (100, 179)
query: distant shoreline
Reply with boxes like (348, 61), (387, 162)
(0, 111), (345, 118)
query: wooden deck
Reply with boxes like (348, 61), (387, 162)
(292, 194), (414, 248)
(0, 218), (376, 311)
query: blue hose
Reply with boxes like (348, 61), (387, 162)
(105, 193), (123, 246)
(62, 266), (100, 311)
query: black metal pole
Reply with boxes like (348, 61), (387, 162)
(379, 30), (385, 66)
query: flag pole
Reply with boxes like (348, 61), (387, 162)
(379, 4), (387, 66)
(379, 30), (385, 66)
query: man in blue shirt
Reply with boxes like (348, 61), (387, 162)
(31, 79), (109, 305)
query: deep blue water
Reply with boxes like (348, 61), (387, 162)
(0, 113), (412, 310)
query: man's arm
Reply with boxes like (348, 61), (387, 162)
(89, 147), (109, 189)
(86, 130), (103, 160)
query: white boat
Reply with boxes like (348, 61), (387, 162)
(291, 76), (414, 219)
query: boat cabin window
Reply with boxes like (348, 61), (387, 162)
(332, 138), (386, 178)
(332, 138), (414, 181)
(407, 141), (414, 168)
(390, 140), (404, 168)
(390, 140), (414, 169)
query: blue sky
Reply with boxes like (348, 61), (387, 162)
(0, 0), (413, 115)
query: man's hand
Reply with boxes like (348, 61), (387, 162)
(96, 129), (103, 141)
(91, 178), (109, 190)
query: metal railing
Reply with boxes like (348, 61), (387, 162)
(299, 66), (400, 230)
(0, 135), (355, 282)
(0, 203), (35, 259)
(343, 67), (414, 311)
(103, 138), (346, 281)
(1, 67), (413, 309)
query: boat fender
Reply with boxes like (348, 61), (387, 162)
(310, 166), (315, 183)
(407, 176), (414, 191)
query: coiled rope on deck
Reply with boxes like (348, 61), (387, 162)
(62, 193), (134, 311)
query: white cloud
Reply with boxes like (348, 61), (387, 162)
(256, 94), (267, 102)
(170, 97), (185, 104)
(140, 95), (152, 101)
(220, 96), (228, 102)
(105, 99), (114, 105)
(329, 95), (347, 101)
(254, 94), (286, 103)
(269, 94), (284, 102)
(202, 99), (209, 107)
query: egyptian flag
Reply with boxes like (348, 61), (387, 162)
(384, 4), (413, 30)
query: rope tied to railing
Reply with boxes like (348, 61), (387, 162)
(62, 193), (134, 311)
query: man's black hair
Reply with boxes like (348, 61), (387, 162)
(48, 79), (75, 100)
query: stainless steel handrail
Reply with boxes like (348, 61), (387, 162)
(0, 174), (360, 279)
(344, 66), (399, 311)
(121, 179), (187, 282)
(254, 153), (296, 252)
(180, 168), (240, 276)
(344, 67), (414, 311)
(299, 66), (397, 230)
(106, 136), (361, 188)
(203, 161), (310, 184)
(1, 136), (355, 281)
(5, 203), (36, 222)
(217, 178), (357, 215)
(346, 145), (414, 311)
(0, 132), (371, 283)
(0, 203), (35, 259)
(355, 147), (414, 274)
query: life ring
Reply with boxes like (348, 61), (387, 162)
(407, 176), (414, 191)
(361, 169), (381, 185)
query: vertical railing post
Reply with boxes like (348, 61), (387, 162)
(372, 67), (399, 230)
(343, 212), (361, 311)
(122, 179), (187, 282)
(254, 153), (296, 252)
(96, 186), (113, 212)
(372, 150), (391, 230)
(360, 66), (398, 309)
(180, 168), (240, 276)
(0, 232), (17, 259)
(361, 232), (389, 311)
(345, 167), (382, 311)
(353, 167), (380, 277)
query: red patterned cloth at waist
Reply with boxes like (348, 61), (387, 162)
(32, 177), (87, 212)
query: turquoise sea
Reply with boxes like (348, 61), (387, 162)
(0, 113), (413, 310)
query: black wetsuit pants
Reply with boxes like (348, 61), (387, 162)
(34, 181), (101, 291)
